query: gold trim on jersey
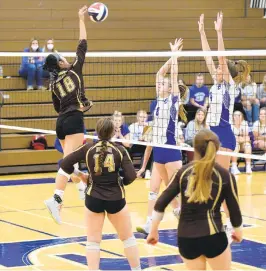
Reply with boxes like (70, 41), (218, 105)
(179, 165), (193, 206)
(229, 174), (239, 204)
(207, 210), (216, 235)
(86, 145), (97, 196)
(209, 168), (223, 233)
(69, 69), (83, 108)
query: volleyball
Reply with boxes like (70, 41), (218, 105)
(88, 2), (108, 22)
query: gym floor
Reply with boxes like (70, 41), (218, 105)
(0, 172), (265, 270)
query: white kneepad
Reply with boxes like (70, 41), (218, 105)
(148, 191), (158, 201)
(86, 241), (100, 251)
(123, 236), (137, 248)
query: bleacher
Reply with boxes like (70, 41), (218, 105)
(0, 0), (265, 173)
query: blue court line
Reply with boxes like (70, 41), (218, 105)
(242, 214), (266, 222)
(0, 178), (55, 186)
(0, 219), (58, 238)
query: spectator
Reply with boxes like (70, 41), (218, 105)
(19, 38), (44, 90)
(189, 73), (209, 110)
(176, 121), (185, 145)
(257, 74), (266, 107)
(128, 110), (148, 141)
(185, 108), (208, 146)
(240, 74), (259, 125)
(43, 39), (57, 79)
(253, 107), (266, 152)
(231, 111), (252, 175)
(112, 111), (131, 148)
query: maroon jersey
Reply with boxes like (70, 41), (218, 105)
(60, 141), (137, 200)
(51, 39), (92, 115)
(154, 162), (242, 238)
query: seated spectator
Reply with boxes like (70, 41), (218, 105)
(231, 111), (252, 175)
(240, 74), (259, 125)
(112, 111), (131, 148)
(43, 39), (57, 79)
(129, 110), (148, 141)
(176, 121), (185, 145)
(19, 38), (44, 90)
(253, 107), (266, 153)
(185, 108), (208, 146)
(257, 74), (266, 107)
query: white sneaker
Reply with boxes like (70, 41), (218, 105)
(231, 166), (241, 175)
(144, 170), (151, 179)
(44, 196), (62, 224)
(136, 221), (151, 235)
(246, 165), (252, 174)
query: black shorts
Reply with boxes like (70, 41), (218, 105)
(85, 195), (126, 214)
(56, 110), (84, 140)
(178, 232), (228, 260)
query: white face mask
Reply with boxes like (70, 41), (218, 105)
(47, 44), (54, 50)
(31, 45), (39, 51)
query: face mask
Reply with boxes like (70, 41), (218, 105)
(47, 44), (54, 50)
(31, 45), (39, 51)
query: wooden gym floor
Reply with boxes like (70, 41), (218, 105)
(0, 172), (265, 270)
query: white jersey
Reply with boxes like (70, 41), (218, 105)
(231, 121), (249, 137)
(207, 81), (239, 127)
(128, 122), (145, 141)
(152, 94), (180, 145)
(253, 121), (266, 136)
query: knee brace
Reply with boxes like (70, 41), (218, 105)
(123, 236), (137, 248)
(148, 191), (158, 201)
(86, 241), (100, 251)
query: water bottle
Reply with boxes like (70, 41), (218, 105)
(0, 66), (3, 79)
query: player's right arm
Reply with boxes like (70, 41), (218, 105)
(73, 6), (88, 71)
(199, 14), (216, 81)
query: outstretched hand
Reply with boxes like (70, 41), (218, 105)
(169, 38), (183, 52)
(79, 5), (88, 21)
(198, 14), (205, 33)
(214, 11), (223, 32)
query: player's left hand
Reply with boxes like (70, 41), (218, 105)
(79, 5), (88, 21)
(214, 11), (223, 32)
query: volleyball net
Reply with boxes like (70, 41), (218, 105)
(0, 50), (266, 162)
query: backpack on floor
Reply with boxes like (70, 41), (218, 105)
(29, 135), (48, 150)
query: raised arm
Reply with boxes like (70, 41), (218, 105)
(170, 38), (183, 96)
(79, 6), (87, 40)
(156, 38), (183, 95)
(215, 12), (232, 83)
(199, 14), (216, 80)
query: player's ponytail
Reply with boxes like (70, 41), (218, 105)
(95, 140), (108, 176)
(178, 84), (189, 123)
(185, 129), (220, 203)
(227, 59), (251, 84)
(95, 118), (115, 176)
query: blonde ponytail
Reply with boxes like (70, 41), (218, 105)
(186, 141), (217, 203)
